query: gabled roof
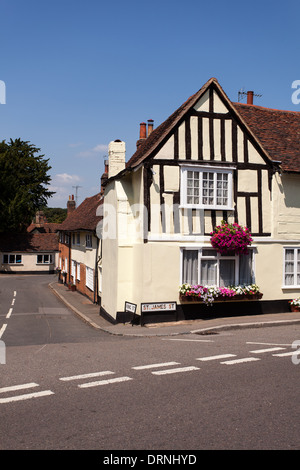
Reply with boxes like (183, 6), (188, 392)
(0, 232), (58, 252)
(27, 222), (61, 233)
(59, 193), (102, 232)
(125, 77), (300, 173)
(232, 103), (300, 172)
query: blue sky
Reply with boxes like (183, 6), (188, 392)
(1, 0), (299, 207)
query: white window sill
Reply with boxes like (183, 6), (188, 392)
(179, 205), (234, 211)
(282, 286), (300, 290)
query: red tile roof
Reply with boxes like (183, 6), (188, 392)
(59, 193), (102, 232)
(233, 103), (300, 172)
(27, 222), (61, 233)
(0, 233), (58, 252)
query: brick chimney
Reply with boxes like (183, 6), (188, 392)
(247, 91), (254, 105)
(108, 140), (126, 178)
(136, 120), (154, 148)
(100, 159), (109, 194)
(67, 195), (76, 214)
(147, 119), (154, 136)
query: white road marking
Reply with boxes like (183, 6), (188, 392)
(13, 291), (17, 297)
(0, 382), (39, 394)
(0, 324), (7, 339)
(11, 299), (15, 306)
(250, 347), (286, 354)
(247, 341), (293, 347)
(132, 361), (180, 370)
(221, 357), (261, 365)
(162, 338), (214, 343)
(60, 371), (114, 381)
(6, 308), (13, 319)
(78, 376), (133, 388)
(272, 352), (295, 357)
(196, 354), (236, 361)
(152, 366), (200, 375)
(0, 390), (54, 404)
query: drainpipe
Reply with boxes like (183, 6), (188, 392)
(68, 232), (71, 284)
(94, 235), (100, 304)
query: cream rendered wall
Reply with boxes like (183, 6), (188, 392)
(0, 253), (55, 272)
(272, 173), (300, 239)
(71, 233), (98, 269)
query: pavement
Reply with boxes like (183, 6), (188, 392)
(49, 281), (300, 337)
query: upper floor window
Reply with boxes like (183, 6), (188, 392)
(86, 234), (92, 248)
(181, 166), (233, 210)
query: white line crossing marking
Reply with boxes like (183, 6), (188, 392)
(196, 354), (236, 361)
(152, 366), (200, 375)
(0, 324), (7, 339)
(272, 352), (295, 357)
(0, 382), (39, 394)
(247, 341), (293, 347)
(0, 390), (54, 404)
(78, 376), (133, 388)
(220, 357), (261, 365)
(60, 371), (114, 381)
(250, 347), (286, 354)
(6, 308), (13, 319)
(132, 361), (180, 370)
(162, 338), (214, 343)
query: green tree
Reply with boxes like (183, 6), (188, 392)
(42, 207), (67, 224)
(0, 139), (55, 232)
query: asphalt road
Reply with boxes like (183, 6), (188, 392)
(0, 275), (299, 453)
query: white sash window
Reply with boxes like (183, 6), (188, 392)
(182, 248), (254, 287)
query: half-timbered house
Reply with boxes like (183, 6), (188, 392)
(99, 77), (300, 324)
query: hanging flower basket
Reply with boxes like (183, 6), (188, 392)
(210, 220), (253, 255)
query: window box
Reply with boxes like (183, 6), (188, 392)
(179, 284), (262, 306)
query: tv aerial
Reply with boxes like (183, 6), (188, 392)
(238, 87), (262, 102)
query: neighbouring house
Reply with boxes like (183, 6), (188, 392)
(58, 193), (102, 303)
(0, 232), (59, 274)
(99, 77), (300, 324)
(27, 210), (61, 235)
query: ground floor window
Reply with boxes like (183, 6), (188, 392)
(182, 248), (254, 286)
(284, 247), (300, 287)
(86, 266), (94, 291)
(3, 254), (22, 264)
(37, 254), (53, 264)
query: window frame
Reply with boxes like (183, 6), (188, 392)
(85, 233), (92, 249)
(181, 247), (254, 287)
(3, 254), (22, 264)
(180, 165), (234, 210)
(37, 254), (53, 264)
(86, 266), (94, 291)
(283, 247), (300, 288)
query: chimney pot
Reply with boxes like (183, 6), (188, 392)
(139, 122), (147, 139)
(147, 119), (154, 136)
(247, 91), (254, 105)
